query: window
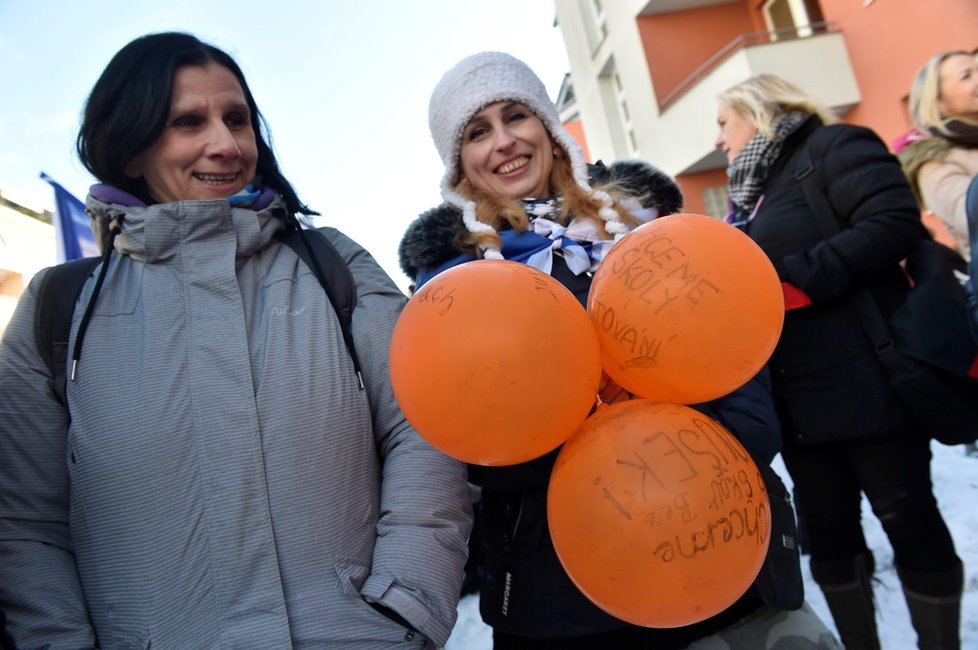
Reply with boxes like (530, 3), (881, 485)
(597, 57), (638, 158)
(701, 186), (730, 219)
(613, 74), (636, 155)
(579, 0), (608, 53)
(762, 0), (824, 38)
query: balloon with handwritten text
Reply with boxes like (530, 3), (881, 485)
(547, 399), (770, 627)
(390, 260), (602, 466)
(588, 214), (783, 404)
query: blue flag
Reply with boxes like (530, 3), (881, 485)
(40, 172), (99, 262)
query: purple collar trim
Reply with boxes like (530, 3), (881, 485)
(252, 187), (276, 210)
(89, 185), (277, 211)
(89, 184), (147, 207)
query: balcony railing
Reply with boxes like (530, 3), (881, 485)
(659, 21), (837, 111)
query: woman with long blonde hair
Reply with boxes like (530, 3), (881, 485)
(899, 50), (978, 260)
(716, 73), (963, 650)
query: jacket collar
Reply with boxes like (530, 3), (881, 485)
(86, 190), (288, 264)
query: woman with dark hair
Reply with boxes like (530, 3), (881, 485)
(399, 51), (838, 650)
(0, 32), (471, 648)
(75, 32), (309, 217)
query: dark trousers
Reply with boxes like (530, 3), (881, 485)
(781, 429), (959, 573)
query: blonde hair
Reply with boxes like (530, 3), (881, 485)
(718, 74), (836, 139)
(908, 50), (978, 134)
(455, 153), (635, 255)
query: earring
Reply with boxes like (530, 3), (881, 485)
(553, 147), (562, 158)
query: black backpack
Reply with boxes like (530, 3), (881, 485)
(33, 228), (363, 407)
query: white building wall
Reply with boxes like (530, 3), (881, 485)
(555, 0), (662, 164)
(0, 203), (56, 336)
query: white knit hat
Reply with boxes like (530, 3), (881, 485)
(428, 51), (626, 258)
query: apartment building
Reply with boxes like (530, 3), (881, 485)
(553, 0), (977, 217)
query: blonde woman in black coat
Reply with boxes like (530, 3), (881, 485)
(716, 74), (963, 650)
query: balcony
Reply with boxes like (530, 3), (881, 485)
(653, 23), (860, 176)
(638, 0), (739, 15)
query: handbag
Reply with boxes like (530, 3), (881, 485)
(752, 463), (804, 610)
(793, 154), (978, 445)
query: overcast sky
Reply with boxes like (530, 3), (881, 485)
(0, 0), (571, 288)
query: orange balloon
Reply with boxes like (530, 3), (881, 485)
(548, 400), (770, 628)
(588, 214), (784, 404)
(390, 260), (602, 466)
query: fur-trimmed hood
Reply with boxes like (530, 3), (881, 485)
(398, 160), (683, 282)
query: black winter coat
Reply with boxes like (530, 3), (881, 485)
(744, 116), (927, 445)
(398, 162), (803, 643)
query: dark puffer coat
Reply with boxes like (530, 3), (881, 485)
(398, 161), (803, 644)
(742, 116), (927, 445)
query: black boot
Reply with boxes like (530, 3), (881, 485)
(897, 560), (963, 650)
(811, 552), (880, 650)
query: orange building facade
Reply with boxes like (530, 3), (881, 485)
(554, 0), (977, 220)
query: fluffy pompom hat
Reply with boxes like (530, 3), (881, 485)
(428, 51), (627, 259)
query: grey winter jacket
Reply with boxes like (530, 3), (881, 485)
(0, 193), (472, 649)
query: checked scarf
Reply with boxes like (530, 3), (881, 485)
(725, 111), (808, 225)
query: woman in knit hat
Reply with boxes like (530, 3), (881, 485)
(401, 51), (677, 296)
(400, 51), (839, 649)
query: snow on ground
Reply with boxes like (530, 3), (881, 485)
(445, 441), (978, 649)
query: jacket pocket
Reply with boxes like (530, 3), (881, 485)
(332, 557), (426, 646)
(333, 556), (371, 597)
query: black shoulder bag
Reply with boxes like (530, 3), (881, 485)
(794, 158), (978, 445)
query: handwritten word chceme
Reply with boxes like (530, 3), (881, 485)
(652, 498), (769, 563)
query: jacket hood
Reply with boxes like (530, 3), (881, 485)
(398, 160), (683, 282)
(87, 186), (288, 264)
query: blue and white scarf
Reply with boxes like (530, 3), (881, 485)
(515, 196), (655, 275)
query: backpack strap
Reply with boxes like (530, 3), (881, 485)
(790, 148), (896, 346)
(33, 257), (102, 406)
(790, 139), (839, 241)
(276, 228), (364, 389)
